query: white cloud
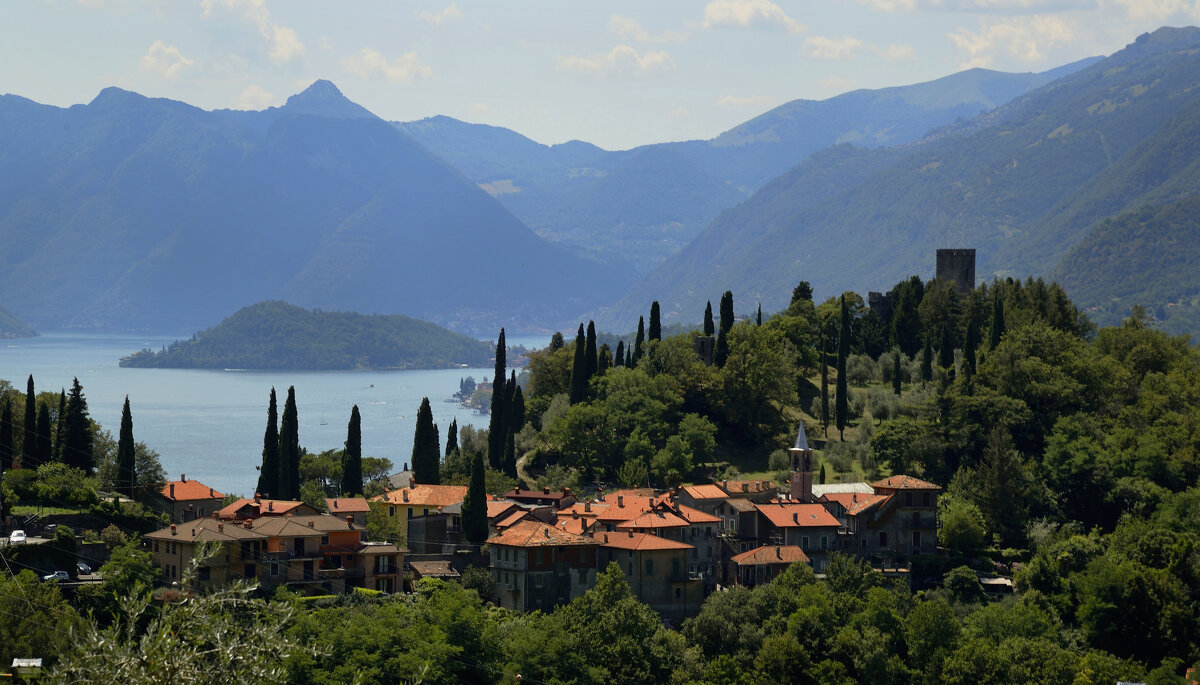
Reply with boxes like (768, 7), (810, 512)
(667, 106), (690, 118)
(139, 41), (194, 79)
(701, 0), (806, 33)
(949, 15), (1074, 68)
(555, 45), (675, 76)
(472, 103), (493, 115)
(873, 43), (916, 59)
(609, 14), (688, 43)
(201, 0), (305, 65)
(857, 0), (1090, 9)
(234, 84), (274, 109)
(717, 94), (778, 108)
(419, 4), (462, 26)
(1111, 0), (1200, 19)
(817, 75), (855, 91)
(342, 48), (433, 83)
(804, 36), (864, 60)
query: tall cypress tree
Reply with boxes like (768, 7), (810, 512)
(22, 375), (36, 468)
(715, 290), (734, 368)
(718, 291), (735, 334)
(892, 353), (902, 395)
(633, 316), (646, 367)
(614, 340), (625, 368)
(704, 301), (715, 336)
(597, 343), (612, 376)
(512, 383), (525, 432)
(343, 405), (363, 496)
(756, 303), (762, 326)
(570, 323), (588, 405)
(488, 329), (507, 470)
(35, 404), (51, 466)
(820, 333), (830, 437)
(549, 331), (565, 352)
(445, 418), (459, 458)
(62, 378), (94, 473)
(649, 302), (662, 341)
(502, 426), (517, 479)
(625, 347), (633, 368)
(117, 396), (136, 498)
(921, 337), (934, 384)
(53, 389), (66, 463)
(462, 450), (488, 544)
(0, 400), (13, 471)
(585, 321), (598, 381)
(257, 388), (279, 498)
(412, 397), (440, 484)
(939, 325), (955, 370)
(836, 295), (850, 441)
(989, 293), (1006, 350)
(964, 318), (979, 378)
(278, 386), (300, 500)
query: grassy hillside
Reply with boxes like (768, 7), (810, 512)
(120, 301), (492, 370)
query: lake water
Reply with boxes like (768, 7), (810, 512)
(0, 332), (547, 497)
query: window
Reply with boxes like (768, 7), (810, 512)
(534, 574), (544, 588)
(154, 541), (159, 553)
(535, 550), (544, 565)
(801, 536), (809, 550)
(912, 531), (921, 550)
(321, 534), (329, 545)
(388, 506), (395, 517)
(821, 536), (828, 550)
(922, 493), (931, 507)
(904, 492), (913, 506)
(244, 564), (256, 579)
(407, 508), (414, 519)
(912, 511), (920, 526)
(271, 563), (280, 576)
(675, 588), (681, 599)
(198, 566), (210, 581)
(879, 531), (888, 548)
(645, 559), (654, 576)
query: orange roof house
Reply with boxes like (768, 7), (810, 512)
(730, 545), (810, 586)
(755, 503), (841, 569)
(217, 498), (319, 521)
(370, 481), (469, 542)
(156, 476), (226, 523)
(870, 475), (941, 492)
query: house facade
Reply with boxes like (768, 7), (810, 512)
(155, 476), (225, 523)
(487, 520), (598, 612)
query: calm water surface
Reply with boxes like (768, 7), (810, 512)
(0, 332), (545, 497)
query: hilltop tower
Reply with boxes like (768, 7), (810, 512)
(936, 248), (976, 292)
(789, 422), (815, 503)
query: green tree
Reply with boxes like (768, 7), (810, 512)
(836, 295), (850, 440)
(488, 329), (507, 470)
(597, 343), (612, 376)
(342, 405), (363, 496)
(715, 290), (734, 367)
(633, 316), (646, 367)
(0, 399), (12, 471)
(570, 323), (588, 405)
(117, 396), (136, 498)
(938, 495), (988, 553)
(0, 570), (80, 671)
(615, 340), (625, 367)
(921, 337), (933, 383)
(53, 389), (65, 463)
(461, 450), (488, 544)
(412, 397), (440, 484)
(943, 566), (986, 604)
(963, 318), (979, 378)
(35, 402), (51, 466)
(585, 320), (598, 381)
(445, 418), (458, 457)
(256, 387), (279, 498)
(893, 353), (902, 395)
(61, 377), (94, 473)
(549, 331), (564, 351)
(821, 333), (830, 436)
(704, 300), (715, 336)
(989, 291), (1006, 349)
(22, 375), (35, 467)
(905, 598), (960, 683)
(939, 324), (955, 370)
(278, 386), (300, 500)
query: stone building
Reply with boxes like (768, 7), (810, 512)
(487, 520), (598, 613)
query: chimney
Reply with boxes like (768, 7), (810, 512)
(543, 487), (550, 495)
(628, 530), (634, 538)
(603, 533), (609, 543)
(170, 524), (177, 536)
(792, 512), (798, 524)
(543, 527), (550, 538)
(852, 493), (858, 504)
(169, 483), (175, 499)
(308, 520), (315, 528)
(776, 546), (782, 559)
(564, 487), (571, 495)
(409, 477), (416, 489)
(218, 522), (224, 532)
(181, 474), (187, 482)
(212, 512), (218, 519)
(254, 493), (261, 503)
(208, 488), (214, 498)
(268, 502), (274, 512)
(741, 483), (748, 493)
(244, 519), (253, 529)
(513, 487), (520, 494)
(346, 515), (354, 528)
(617, 495), (624, 508)
(331, 500), (338, 510)
(402, 490), (409, 502)
(584, 501), (591, 513)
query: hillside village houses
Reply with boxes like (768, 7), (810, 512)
(144, 421), (940, 619)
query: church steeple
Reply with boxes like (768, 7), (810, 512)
(789, 422), (815, 503)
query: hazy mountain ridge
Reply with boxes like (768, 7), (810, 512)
(0, 303), (35, 338)
(602, 27), (1200, 330)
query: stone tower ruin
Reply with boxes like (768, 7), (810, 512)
(936, 248), (976, 292)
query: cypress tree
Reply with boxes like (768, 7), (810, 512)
(921, 338), (934, 384)
(502, 427), (517, 479)
(462, 450), (488, 544)
(939, 325), (955, 370)
(412, 397), (440, 484)
(343, 405), (363, 496)
(570, 323), (588, 405)
(633, 316), (646, 367)
(0, 400), (13, 471)
(278, 386), (300, 500)
(819, 463), (826, 485)
(791, 281), (814, 305)
(62, 377), (94, 473)
(512, 384), (525, 431)
(34, 404), (51, 467)
(22, 375), (35, 468)
(989, 293), (1006, 350)
(820, 333), (830, 437)
(117, 396), (136, 498)
(445, 418), (459, 457)
(488, 329), (507, 470)
(53, 389), (66, 463)
(585, 321), (598, 380)
(649, 302), (661, 341)
(257, 388), (279, 498)
(597, 343), (612, 376)
(715, 290), (734, 368)
(625, 347), (633, 368)
(704, 301), (715, 336)
(964, 318), (979, 378)
(549, 331), (564, 352)
(714, 330), (730, 369)
(614, 340), (625, 368)
(835, 295), (849, 441)
(756, 303), (762, 326)
(892, 352), (902, 395)
(719, 291), (734, 335)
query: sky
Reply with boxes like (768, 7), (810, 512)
(2, 0), (1199, 150)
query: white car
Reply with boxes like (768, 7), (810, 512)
(42, 571), (69, 582)
(9, 530), (26, 545)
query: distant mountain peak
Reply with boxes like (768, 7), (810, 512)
(282, 80), (377, 120)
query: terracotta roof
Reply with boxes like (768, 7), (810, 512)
(504, 488), (572, 501)
(821, 492), (891, 516)
(720, 480), (777, 495)
(161, 479), (224, 502)
(556, 517), (592, 535)
(410, 561), (459, 578)
(496, 510), (529, 529)
(731, 545), (810, 566)
(870, 475), (942, 491)
(358, 542), (405, 554)
(681, 484), (727, 500)
(146, 518), (261, 542)
(487, 520), (596, 548)
(723, 498), (758, 513)
(249, 515), (363, 537)
(326, 498), (371, 513)
(616, 510), (690, 530)
(217, 498), (311, 519)
(675, 504), (722, 524)
(487, 501), (521, 519)
(757, 503), (841, 529)
(598, 531), (693, 551)
(370, 483), (468, 509)
(592, 496), (657, 523)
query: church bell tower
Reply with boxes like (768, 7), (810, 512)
(789, 422), (815, 503)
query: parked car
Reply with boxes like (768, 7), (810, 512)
(76, 562), (91, 575)
(43, 524), (58, 535)
(9, 530), (26, 545)
(42, 571), (69, 582)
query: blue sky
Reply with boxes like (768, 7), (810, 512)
(2, 0), (1197, 149)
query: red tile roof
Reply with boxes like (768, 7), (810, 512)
(370, 483), (468, 509)
(487, 520), (596, 548)
(681, 484), (727, 500)
(598, 531), (693, 551)
(217, 498), (312, 520)
(326, 498), (371, 513)
(495, 510), (529, 529)
(871, 475), (942, 491)
(821, 492), (891, 516)
(161, 479), (224, 502)
(757, 503), (841, 529)
(675, 504), (722, 524)
(556, 517), (592, 536)
(616, 510), (690, 530)
(731, 545), (810, 566)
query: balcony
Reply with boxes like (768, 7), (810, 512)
(317, 568), (345, 580)
(264, 550), (321, 561)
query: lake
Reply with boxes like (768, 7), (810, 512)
(0, 332), (548, 497)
